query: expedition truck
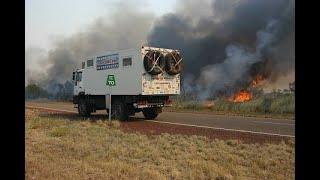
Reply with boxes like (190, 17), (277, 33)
(72, 46), (183, 120)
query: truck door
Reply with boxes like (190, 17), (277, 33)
(77, 71), (83, 93)
(74, 71), (83, 95)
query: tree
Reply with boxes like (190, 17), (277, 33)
(25, 84), (48, 99)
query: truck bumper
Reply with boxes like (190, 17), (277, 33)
(133, 103), (172, 109)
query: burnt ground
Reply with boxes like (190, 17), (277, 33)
(28, 107), (293, 144)
(120, 120), (292, 144)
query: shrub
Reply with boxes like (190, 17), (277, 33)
(25, 84), (49, 99)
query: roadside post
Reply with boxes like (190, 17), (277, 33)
(106, 74), (116, 122)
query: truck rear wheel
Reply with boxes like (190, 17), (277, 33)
(111, 100), (129, 121)
(142, 107), (161, 120)
(78, 98), (91, 117)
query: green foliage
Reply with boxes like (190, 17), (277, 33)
(172, 93), (295, 116)
(25, 84), (49, 99)
(270, 93), (295, 114)
(172, 100), (203, 110)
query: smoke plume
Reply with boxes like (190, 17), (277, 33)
(26, 0), (295, 100)
(148, 0), (295, 99)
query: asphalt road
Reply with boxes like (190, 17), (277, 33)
(25, 101), (295, 137)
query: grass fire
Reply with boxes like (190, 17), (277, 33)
(252, 75), (266, 87)
(231, 90), (253, 103)
(228, 75), (266, 103)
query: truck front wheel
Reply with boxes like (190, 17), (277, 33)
(78, 98), (91, 117)
(142, 107), (161, 119)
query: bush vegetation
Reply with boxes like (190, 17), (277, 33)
(25, 82), (73, 100)
(171, 92), (295, 117)
(25, 84), (49, 99)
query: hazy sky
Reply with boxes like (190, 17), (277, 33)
(25, 0), (176, 51)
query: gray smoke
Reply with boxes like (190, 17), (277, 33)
(148, 0), (295, 99)
(26, 0), (295, 100)
(46, 3), (154, 83)
(26, 1), (155, 96)
(25, 47), (48, 85)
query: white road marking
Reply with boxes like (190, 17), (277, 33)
(145, 120), (295, 138)
(26, 106), (295, 138)
(252, 121), (295, 126)
(163, 111), (295, 121)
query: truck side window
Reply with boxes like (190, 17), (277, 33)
(123, 57), (132, 67)
(87, 59), (93, 67)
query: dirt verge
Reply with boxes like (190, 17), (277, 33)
(27, 107), (293, 144)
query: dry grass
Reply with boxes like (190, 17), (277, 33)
(26, 109), (294, 180)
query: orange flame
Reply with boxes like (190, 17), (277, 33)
(232, 90), (252, 103)
(227, 74), (266, 103)
(204, 101), (214, 109)
(252, 75), (265, 87)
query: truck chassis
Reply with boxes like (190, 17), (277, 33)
(73, 94), (171, 120)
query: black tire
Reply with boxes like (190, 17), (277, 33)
(78, 98), (91, 117)
(142, 107), (161, 120)
(111, 100), (129, 121)
(143, 50), (165, 75)
(165, 51), (182, 75)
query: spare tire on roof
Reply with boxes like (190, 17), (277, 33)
(143, 50), (165, 75)
(165, 51), (182, 75)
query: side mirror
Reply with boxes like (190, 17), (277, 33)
(72, 72), (75, 81)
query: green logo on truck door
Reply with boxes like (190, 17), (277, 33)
(106, 75), (116, 86)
